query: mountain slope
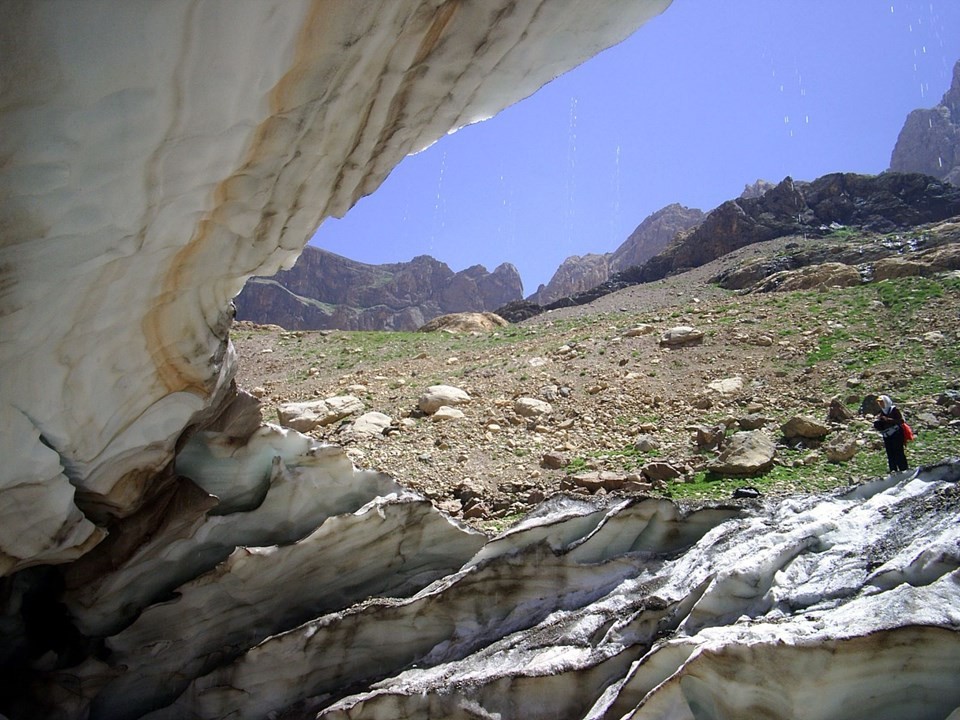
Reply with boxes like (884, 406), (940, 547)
(498, 171), (960, 322)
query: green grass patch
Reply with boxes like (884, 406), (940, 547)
(875, 276), (945, 314)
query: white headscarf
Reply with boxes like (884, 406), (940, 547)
(878, 395), (894, 413)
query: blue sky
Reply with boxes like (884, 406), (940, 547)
(312, 1), (960, 294)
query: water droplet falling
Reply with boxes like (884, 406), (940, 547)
(430, 150), (447, 251)
(610, 144), (621, 245)
(565, 96), (578, 246)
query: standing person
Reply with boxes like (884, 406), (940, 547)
(874, 394), (909, 472)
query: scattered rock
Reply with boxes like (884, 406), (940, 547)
(623, 324), (655, 337)
(569, 470), (631, 492)
(915, 412), (940, 427)
(738, 413), (771, 431)
(418, 385), (472, 414)
(824, 433), (859, 463)
(277, 395), (364, 432)
(540, 452), (569, 470)
(828, 397), (855, 423)
(707, 376), (743, 395)
(432, 406), (466, 422)
(351, 411), (392, 436)
(659, 326), (704, 347)
(641, 461), (682, 483)
(695, 424), (726, 451)
(634, 434), (659, 452)
(513, 397), (553, 417)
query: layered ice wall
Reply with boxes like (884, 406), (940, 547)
(0, 0), (671, 573)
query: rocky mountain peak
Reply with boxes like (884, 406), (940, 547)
(740, 179), (777, 199)
(527, 203), (704, 305)
(890, 59), (960, 185)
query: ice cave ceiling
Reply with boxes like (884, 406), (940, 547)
(0, 2), (958, 719)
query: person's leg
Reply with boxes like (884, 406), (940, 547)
(893, 437), (909, 471)
(883, 436), (897, 472)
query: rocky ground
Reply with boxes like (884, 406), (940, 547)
(231, 231), (960, 531)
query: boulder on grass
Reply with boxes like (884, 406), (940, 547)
(781, 415), (831, 440)
(707, 430), (776, 477)
(824, 433), (860, 463)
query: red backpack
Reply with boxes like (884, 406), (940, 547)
(902, 422), (915, 443)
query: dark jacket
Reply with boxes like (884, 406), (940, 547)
(874, 405), (904, 436)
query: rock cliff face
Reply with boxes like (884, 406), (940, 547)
(528, 203), (703, 305)
(609, 203), (707, 273)
(528, 253), (612, 306)
(890, 59), (960, 185)
(234, 247), (521, 330)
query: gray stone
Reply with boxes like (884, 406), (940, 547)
(824, 433), (860, 463)
(623, 324), (655, 337)
(707, 376), (743, 395)
(514, 397), (553, 417)
(659, 326), (704, 347)
(634, 434), (659, 452)
(696, 425), (726, 451)
(738, 413), (771, 431)
(641, 461), (682, 482)
(432, 406), (465, 422)
(277, 396), (364, 432)
(540, 452), (569, 470)
(708, 430), (776, 476)
(351, 411), (392, 436)
(781, 415), (832, 439)
(418, 385), (471, 414)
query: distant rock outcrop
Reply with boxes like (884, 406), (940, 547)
(498, 172), (960, 323)
(527, 253), (611, 306)
(235, 247), (523, 331)
(610, 203), (707, 273)
(890, 60), (960, 185)
(418, 312), (509, 333)
(740, 179), (777, 199)
(526, 204), (704, 305)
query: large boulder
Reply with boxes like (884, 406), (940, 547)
(277, 396), (364, 432)
(708, 430), (776, 476)
(418, 312), (509, 334)
(781, 415), (832, 440)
